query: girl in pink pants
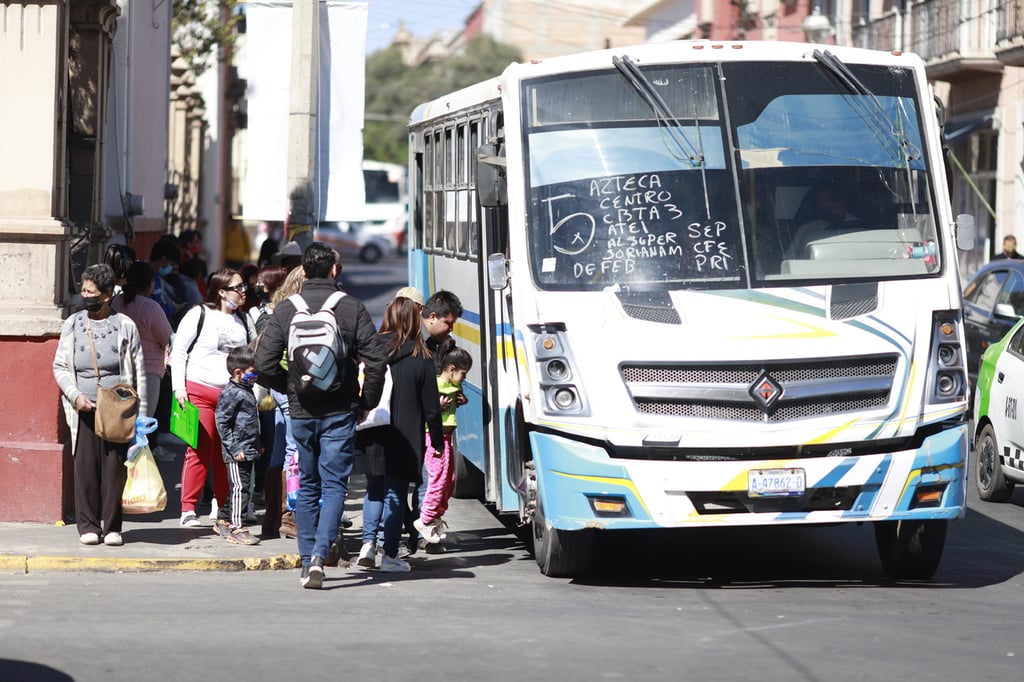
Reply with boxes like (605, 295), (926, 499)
(415, 345), (472, 544)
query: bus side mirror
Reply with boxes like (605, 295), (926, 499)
(477, 144), (507, 208)
(955, 214), (975, 251)
(488, 253), (508, 290)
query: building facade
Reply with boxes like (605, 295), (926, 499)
(0, 0), (173, 521)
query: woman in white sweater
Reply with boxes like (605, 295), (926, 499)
(170, 268), (252, 527)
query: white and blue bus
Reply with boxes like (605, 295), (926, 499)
(407, 40), (976, 578)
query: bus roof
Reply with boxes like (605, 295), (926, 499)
(408, 40), (925, 127)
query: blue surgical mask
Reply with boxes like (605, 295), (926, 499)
(157, 264), (173, 277)
(242, 371), (258, 386)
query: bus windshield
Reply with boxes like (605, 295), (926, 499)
(521, 60), (938, 291)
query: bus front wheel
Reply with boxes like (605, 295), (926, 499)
(532, 495), (593, 578)
(874, 519), (947, 580)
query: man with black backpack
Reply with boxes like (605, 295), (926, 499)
(254, 242), (388, 589)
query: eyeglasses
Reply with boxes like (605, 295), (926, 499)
(223, 284), (246, 293)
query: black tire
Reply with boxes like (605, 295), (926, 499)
(359, 244), (382, 264)
(874, 519), (947, 580)
(532, 494), (593, 578)
(975, 423), (1015, 502)
(452, 451), (485, 499)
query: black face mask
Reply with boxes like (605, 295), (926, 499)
(253, 284), (268, 300)
(82, 295), (103, 312)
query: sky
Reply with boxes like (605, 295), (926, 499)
(363, 0), (481, 53)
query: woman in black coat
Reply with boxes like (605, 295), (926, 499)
(355, 296), (443, 571)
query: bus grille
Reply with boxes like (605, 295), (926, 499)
(622, 355), (898, 422)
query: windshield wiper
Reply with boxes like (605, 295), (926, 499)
(812, 49), (922, 164)
(612, 55), (704, 167)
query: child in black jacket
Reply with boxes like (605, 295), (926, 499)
(214, 346), (262, 545)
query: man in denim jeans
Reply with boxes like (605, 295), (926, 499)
(255, 242), (387, 588)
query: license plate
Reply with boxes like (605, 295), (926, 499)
(748, 468), (806, 497)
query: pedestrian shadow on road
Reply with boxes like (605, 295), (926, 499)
(0, 660), (73, 682)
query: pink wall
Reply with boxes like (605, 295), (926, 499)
(0, 336), (72, 522)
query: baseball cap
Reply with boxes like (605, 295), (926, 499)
(395, 286), (424, 306)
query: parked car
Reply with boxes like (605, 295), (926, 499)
(313, 221), (394, 264)
(972, 316), (1024, 501)
(963, 259), (1024, 385)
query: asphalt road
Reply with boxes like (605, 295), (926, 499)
(1, 486), (1022, 682)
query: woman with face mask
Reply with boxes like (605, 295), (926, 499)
(52, 264), (147, 546)
(169, 268), (254, 528)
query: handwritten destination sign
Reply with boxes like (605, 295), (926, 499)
(530, 171), (739, 284)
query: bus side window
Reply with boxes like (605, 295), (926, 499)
(468, 119), (480, 260)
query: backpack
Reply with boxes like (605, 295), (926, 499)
(286, 291), (347, 394)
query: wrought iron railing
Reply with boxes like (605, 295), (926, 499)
(846, 0), (1002, 61)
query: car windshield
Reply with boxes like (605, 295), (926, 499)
(521, 60), (939, 291)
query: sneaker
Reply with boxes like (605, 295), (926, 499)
(103, 532), (123, 547)
(79, 532), (100, 545)
(380, 554), (411, 573)
(357, 542), (377, 568)
(180, 512), (201, 528)
(225, 527), (261, 546)
(214, 519), (231, 538)
(433, 518), (449, 540)
(413, 518), (441, 544)
(339, 513), (353, 529)
(208, 498), (219, 521)
(301, 557), (324, 589)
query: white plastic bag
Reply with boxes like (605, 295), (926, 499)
(357, 364), (392, 431)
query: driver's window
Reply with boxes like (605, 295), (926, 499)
(1009, 323), (1024, 356)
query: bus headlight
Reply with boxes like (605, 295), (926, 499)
(926, 311), (967, 404)
(530, 324), (589, 416)
(552, 387), (577, 409)
(545, 358), (571, 381)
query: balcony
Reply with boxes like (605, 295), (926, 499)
(995, 0), (1024, 65)
(851, 0), (1002, 82)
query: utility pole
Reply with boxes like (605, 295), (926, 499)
(286, 0), (318, 248)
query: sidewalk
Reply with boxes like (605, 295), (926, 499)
(0, 432), (367, 574)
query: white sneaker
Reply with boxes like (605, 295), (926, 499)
(103, 532), (123, 546)
(79, 532), (100, 545)
(413, 518), (441, 544)
(380, 555), (411, 572)
(208, 498), (218, 520)
(433, 518), (449, 540)
(180, 511), (201, 528)
(356, 542), (377, 568)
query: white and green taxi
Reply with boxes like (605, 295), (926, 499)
(973, 317), (1024, 501)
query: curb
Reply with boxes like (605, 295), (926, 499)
(0, 554), (301, 574)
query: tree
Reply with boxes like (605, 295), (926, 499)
(363, 34), (522, 164)
(173, 0), (240, 76)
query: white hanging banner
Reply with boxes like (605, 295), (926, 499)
(242, 1), (367, 222)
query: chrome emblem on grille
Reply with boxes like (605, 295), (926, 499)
(750, 371), (783, 410)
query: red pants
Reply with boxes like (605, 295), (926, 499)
(420, 431), (455, 523)
(180, 380), (228, 513)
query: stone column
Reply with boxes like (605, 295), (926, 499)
(0, 0), (119, 521)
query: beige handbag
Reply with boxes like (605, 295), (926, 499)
(85, 316), (139, 444)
